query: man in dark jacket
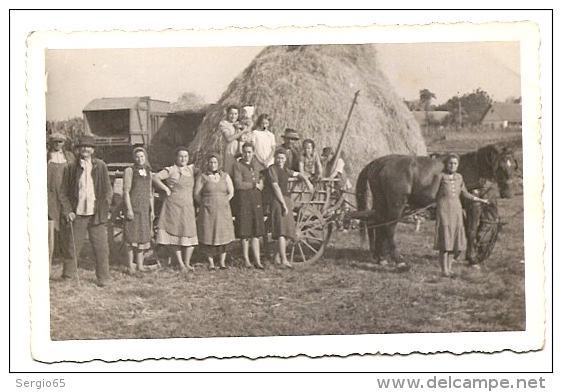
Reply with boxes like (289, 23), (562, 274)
(59, 135), (113, 286)
(280, 128), (300, 171)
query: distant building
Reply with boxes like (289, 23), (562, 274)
(480, 102), (522, 130)
(411, 111), (450, 127)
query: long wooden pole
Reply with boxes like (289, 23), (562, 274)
(329, 90), (360, 174)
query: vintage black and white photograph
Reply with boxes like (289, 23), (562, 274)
(24, 19), (545, 363)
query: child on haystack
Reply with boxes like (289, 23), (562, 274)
(251, 113), (276, 172)
(236, 105), (255, 159)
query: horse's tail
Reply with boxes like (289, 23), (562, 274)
(356, 162), (374, 245)
(356, 156), (394, 244)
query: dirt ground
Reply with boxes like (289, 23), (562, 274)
(49, 130), (526, 340)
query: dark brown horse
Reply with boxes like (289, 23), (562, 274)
(356, 144), (517, 264)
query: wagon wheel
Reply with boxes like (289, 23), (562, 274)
(477, 220), (502, 262)
(108, 203), (125, 264)
(288, 205), (332, 264)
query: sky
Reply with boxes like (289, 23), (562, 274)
(45, 41), (521, 120)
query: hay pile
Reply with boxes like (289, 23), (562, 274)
(189, 44), (427, 181)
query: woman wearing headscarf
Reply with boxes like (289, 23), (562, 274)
(194, 153), (235, 270)
(123, 147), (154, 274)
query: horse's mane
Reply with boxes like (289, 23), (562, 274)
(477, 144), (514, 179)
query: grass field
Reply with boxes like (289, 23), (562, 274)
(49, 130), (525, 340)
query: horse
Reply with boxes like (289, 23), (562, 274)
(356, 144), (517, 264)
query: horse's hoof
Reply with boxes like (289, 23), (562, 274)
(378, 259), (388, 266)
(396, 262), (410, 272)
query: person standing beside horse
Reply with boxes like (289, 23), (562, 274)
(432, 153), (489, 277)
(233, 142), (266, 269)
(59, 135), (113, 287)
(47, 132), (75, 274)
(122, 147), (154, 275)
(152, 147), (199, 273)
(267, 148), (313, 269)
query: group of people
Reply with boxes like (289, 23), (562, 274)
(46, 106), (351, 287)
(48, 133), (113, 287)
(219, 105), (350, 185)
(46, 105), (484, 287)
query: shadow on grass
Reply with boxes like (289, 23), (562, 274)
(324, 247), (413, 274)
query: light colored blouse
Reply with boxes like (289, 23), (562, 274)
(219, 120), (239, 157)
(300, 151), (323, 177)
(252, 129), (276, 167)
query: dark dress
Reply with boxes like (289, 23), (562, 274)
(196, 171), (235, 246)
(267, 165), (296, 240)
(433, 172), (473, 252)
(123, 165), (152, 249)
(233, 159), (265, 238)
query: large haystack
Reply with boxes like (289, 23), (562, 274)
(189, 44), (427, 181)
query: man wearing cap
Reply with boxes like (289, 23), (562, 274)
(280, 128), (300, 171)
(47, 132), (75, 272)
(59, 135), (113, 286)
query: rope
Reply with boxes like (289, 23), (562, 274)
(360, 203), (437, 230)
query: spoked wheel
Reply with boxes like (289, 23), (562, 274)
(288, 205), (332, 264)
(108, 204), (125, 264)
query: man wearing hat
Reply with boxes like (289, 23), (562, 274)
(59, 135), (113, 286)
(280, 128), (300, 171)
(47, 132), (75, 272)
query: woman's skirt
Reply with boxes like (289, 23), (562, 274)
(269, 196), (296, 240)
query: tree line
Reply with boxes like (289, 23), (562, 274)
(404, 88), (522, 127)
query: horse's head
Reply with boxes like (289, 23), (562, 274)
(477, 145), (518, 198)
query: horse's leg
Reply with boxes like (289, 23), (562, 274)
(383, 199), (408, 264)
(375, 224), (387, 264)
(386, 222), (403, 262)
(367, 212), (377, 261)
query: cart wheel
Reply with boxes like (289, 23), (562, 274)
(108, 204), (125, 264)
(288, 205), (332, 264)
